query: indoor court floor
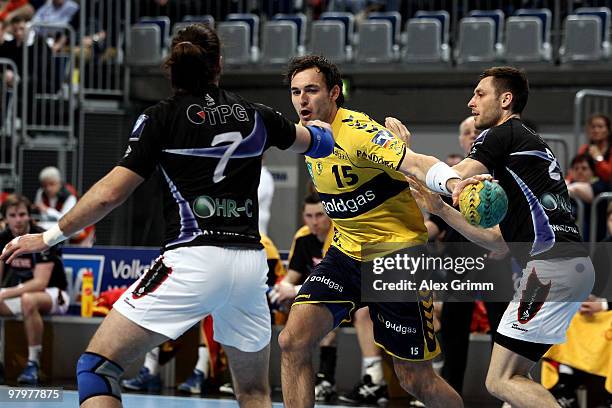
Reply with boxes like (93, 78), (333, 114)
(0, 386), (503, 408)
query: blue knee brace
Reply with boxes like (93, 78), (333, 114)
(76, 352), (124, 405)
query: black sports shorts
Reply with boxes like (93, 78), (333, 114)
(294, 246), (440, 361)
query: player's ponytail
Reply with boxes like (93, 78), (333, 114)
(164, 24), (220, 95)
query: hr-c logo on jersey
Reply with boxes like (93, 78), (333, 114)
(539, 192), (572, 214)
(186, 103), (249, 125)
(193, 195), (253, 219)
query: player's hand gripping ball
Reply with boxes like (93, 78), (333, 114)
(458, 180), (508, 228)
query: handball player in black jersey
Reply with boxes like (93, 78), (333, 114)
(1, 24), (335, 408)
(443, 67), (594, 408)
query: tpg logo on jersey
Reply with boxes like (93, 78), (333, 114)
(62, 247), (160, 309)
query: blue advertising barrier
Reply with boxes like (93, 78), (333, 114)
(61, 246), (289, 315)
(62, 246), (160, 314)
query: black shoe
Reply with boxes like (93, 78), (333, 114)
(550, 382), (578, 408)
(315, 373), (336, 402)
(338, 375), (388, 406)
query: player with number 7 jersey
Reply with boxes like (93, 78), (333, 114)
(120, 92), (298, 251)
(0, 25), (335, 408)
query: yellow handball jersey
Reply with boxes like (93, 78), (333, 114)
(305, 108), (428, 261)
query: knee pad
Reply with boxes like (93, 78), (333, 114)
(76, 352), (124, 405)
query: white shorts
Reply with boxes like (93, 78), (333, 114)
(1, 287), (70, 316)
(497, 257), (594, 344)
(113, 246), (271, 352)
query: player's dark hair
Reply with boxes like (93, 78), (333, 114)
(480, 66), (529, 114)
(570, 153), (595, 173)
(164, 24), (220, 95)
(587, 113), (612, 142)
(303, 191), (321, 206)
(285, 55), (345, 107)
(9, 15), (27, 25)
(1, 193), (31, 217)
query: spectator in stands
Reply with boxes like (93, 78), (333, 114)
(566, 154), (609, 241)
(577, 113), (612, 183)
(0, 15), (51, 96)
(0, 15), (27, 86)
(31, 0), (79, 53)
(34, 166), (76, 230)
(32, 0), (78, 26)
(0, 0), (34, 22)
(34, 166), (94, 246)
(0, 194), (68, 386)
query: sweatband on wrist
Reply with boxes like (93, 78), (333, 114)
(294, 285), (302, 295)
(425, 161), (460, 195)
(42, 224), (68, 247)
(304, 125), (334, 158)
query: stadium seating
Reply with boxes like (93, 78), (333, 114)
(414, 10), (450, 46)
(504, 16), (549, 62)
(217, 21), (252, 65)
(125, 6), (612, 67)
(182, 14), (215, 28)
(320, 12), (355, 49)
(137, 16), (171, 52)
(226, 13), (261, 61)
(560, 15), (604, 63)
(575, 7), (611, 58)
(402, 18), (449, 63)
(261, 20), (298, 64)
(368, 11), (402, 45)
(515, 8), (552, 44)
(309, 20), (348, 63)
(456, 17), (497, 64)
(273, 13), (307, 54)
(128, 24), (162, 65)
(355, 20), (395, 63)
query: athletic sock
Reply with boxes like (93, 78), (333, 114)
(195, 344), (209, 377)
(318, 346), (337, 383)
(144, 347), (160, 376)
(28, 345), (42, 365)
(363, 356), (384, 385)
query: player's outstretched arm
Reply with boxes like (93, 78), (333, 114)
(410, 177), (508, 254)
(290, 120), (334, 158)
(398, 149), (469, 197)
(1, 166), (144, 263)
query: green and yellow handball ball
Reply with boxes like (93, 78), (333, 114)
(458, 180), (508, 228)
